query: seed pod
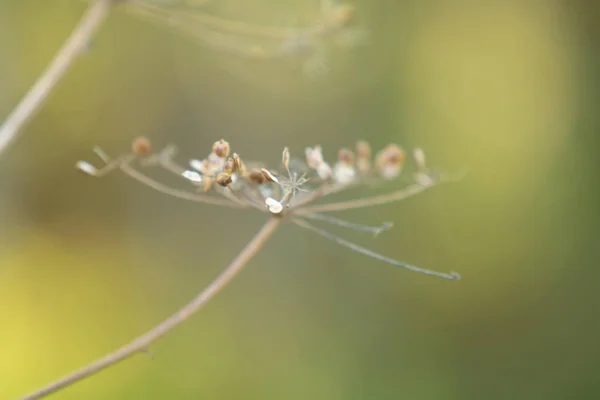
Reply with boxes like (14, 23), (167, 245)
(212, 139), (230, 158)
(216, 172), (233, 187)
(223, 157), (236, 175)
(132, 136), (152, 155)
(282, 147), (291, 170)
(375, 144), (405, 179)
(248, 169), (267, 185)
(260, 168), (280, 184)
(232, 153), (247, 176)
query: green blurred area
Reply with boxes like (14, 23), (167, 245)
(1, 0), (599, 399)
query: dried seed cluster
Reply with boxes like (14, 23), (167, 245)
(79, 137), (440, 216)
(76, 137), (460, 281)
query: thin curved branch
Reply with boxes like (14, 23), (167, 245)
(120, 164), (248, 208)
(0, 0), (111, 157)
(295, 182), (435, 214)
(18, 216), (282, 400)
(292, 217), (460, 280)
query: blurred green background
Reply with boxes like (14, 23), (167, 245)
(1, 0), (599, 399)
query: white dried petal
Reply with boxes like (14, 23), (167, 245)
(333, 163), (356, 184)
(182, 170), (202, 182)
(316, 162), (333, 180)
(265, 197), (284, 214)
(76, 161), (97, 175)
(305, 146), (324, 169)
(189, 159), (204, 172)
(379, 165), (401, 180)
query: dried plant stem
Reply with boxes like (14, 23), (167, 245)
(126, 1), (333, 41)
(296, 183), (434, 214)
(0, 0), (111, 157)
(18, 217), (282, 400)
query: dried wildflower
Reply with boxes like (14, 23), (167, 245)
(215, 172), (232, 187)
(375, 144), (406, 179)
(223, 157), (236, 175)
(212, 139), (230, 158)
(305, 145), (324, 169)
(76, 138), (460, 281)
(45, 137), (464, 400)
(114, 1), (369, 77)
(132, 136), (152, 156)
(282, 147), (291, 170)
(333, 148), (356, 184)
(232, 153), (246, 176)
(260, 168), (280, 184)
(248, 169), (267, 185)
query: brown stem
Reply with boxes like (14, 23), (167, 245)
(0, 0), (112, 157)
(295, 183), (434, 214)
(18, 216), (282, 400)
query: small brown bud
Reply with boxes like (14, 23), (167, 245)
(248, 169), (266, 185)
(375, 144), (406, 179)
(223, 157), (237, 175)
(132, 136), (152, 155)
(338, 148), (355, 165)
(215, 172), (232, 187)
(212, 139), (230, 158)
(377, 144), (405, 166)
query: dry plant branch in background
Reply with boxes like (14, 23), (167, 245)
(18, 138), (463, 399)
(116, 0), (368, 76)
(0, 0), (111, 158)
(0, 0), (366, 158)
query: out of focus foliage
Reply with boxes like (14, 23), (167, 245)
(1, 1), (599, 399)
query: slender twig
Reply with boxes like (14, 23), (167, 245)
(301, 212), (393, 236)
(18, 216), (282, 400)
(0, 0), (111, 157)
(292, 217), (460, 280)
(295, 182), (434, 214)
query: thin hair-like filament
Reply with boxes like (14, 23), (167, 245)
(301, 212), (393, 236)
(292, 218), (460, 280)
(296, 182), (435, 214)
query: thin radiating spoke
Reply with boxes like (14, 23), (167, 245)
(292, 218), (460, 280)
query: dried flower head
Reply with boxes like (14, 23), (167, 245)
(212, 139), (230, 158)
(132, 136), (152, 156)
(76, 138), (462, 281)
(375, 144), (406, 179)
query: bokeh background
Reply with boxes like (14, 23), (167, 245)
(1, 0), (599, 399)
